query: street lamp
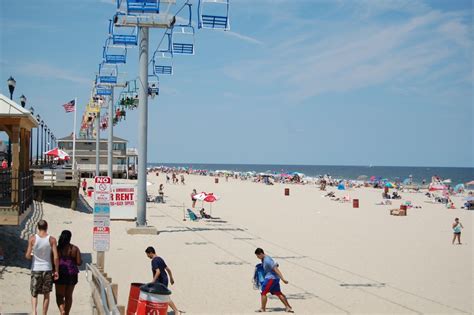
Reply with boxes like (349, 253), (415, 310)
(7, 76), (16, 100)
(36, 115), (40, 165)
(40, 121), (44, 164)
(43, 125), (47, 164)
(6, 76), (16, 168)
(19, 95), (26, 108)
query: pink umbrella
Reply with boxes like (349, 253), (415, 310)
(429, 183), (447, 191)
(203, 193), (219, 215)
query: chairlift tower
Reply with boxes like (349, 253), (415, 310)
(113, 0), (230, 227)
(115, 0), (177, 227)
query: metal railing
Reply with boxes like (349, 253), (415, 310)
(0, 169), (34, 216)
(86, 263), (121, 314)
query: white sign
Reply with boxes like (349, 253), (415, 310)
(110, 184), (136, 220)
(94, 176), (111, 203)
(93, 226), (110, 251)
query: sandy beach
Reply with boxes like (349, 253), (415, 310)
(1, 174), (472, 314)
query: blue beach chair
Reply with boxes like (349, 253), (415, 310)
(187, 209), (199, 221)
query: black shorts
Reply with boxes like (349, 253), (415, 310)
(454, 232), (461, 235)
(55, 273), (78, 285)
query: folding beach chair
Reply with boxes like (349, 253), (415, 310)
(187, 209), (200, 221)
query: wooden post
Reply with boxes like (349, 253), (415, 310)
(97, 252), (105, 271)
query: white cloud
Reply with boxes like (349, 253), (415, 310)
(222, 7), (472, 103)
(17, 63), (91, 85)
(224, 31), (263, 45)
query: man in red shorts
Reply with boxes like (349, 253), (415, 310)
(255, 248), (293, 313)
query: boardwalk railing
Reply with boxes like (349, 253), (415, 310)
(86, 263), (124, 314)
(32, 169), (80, 187)
(0, 169), (34, 225)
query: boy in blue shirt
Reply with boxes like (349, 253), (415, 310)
(255, 248), (293, 313)
(145, 246), (182, 314)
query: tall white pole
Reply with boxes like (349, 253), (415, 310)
(107, 89), (114, 179)
(72, 97), (77, 170)
(137, 26), (149, 226)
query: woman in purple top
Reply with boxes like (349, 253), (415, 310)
(54, 230), (82, 315)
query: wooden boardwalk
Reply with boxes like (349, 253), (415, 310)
(33, 169), (81, 209)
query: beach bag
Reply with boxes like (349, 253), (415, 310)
(253, 263), (265, 290)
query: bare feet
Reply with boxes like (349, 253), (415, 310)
(286, 307), (294, 313)
(256, 309), (266, 312)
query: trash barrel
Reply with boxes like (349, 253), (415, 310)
(400, 204), (407, 215)
(353, 199), (359, 208)
(126, 283), (144, 315)
(215, 178), (219, 184)
(87, 187), (94, 197)
(284, 188), (290, 196)
(136, 282), (172, 315)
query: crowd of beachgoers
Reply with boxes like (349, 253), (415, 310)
(147, 166), (474, 211)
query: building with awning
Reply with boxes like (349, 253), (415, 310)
(0, 93), (38, 225)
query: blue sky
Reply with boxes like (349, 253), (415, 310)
(1, 0), (472, 167)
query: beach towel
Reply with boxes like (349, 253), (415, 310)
(187, 209), (199, 221)
(253, 263), (265, 290)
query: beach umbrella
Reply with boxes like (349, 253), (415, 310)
(44, 147), (70, 160)
(442, 179), (452, 184)
(385, 182), (394, 188)
(429, 183), (447, 191)
(192, 192), (207, 201)
(454, 184), (464, 193)
(357, 175), (368, 181)
(464, 196), (474, 202)
(203, 193), (219, 215)
(369, 176), (376, 182)
(466, 181), (474, 186)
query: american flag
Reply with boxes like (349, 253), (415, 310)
(62, 99), (75, 113)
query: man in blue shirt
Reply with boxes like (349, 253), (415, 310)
(145, 247), (182, 314)
(255, 248), (293, 313)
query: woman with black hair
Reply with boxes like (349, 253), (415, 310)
(54, 230), (82, 315)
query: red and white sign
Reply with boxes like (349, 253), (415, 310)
(93, 226), (110, 251)
(94, 176), (111, 203)
(110, 184), (136, 220)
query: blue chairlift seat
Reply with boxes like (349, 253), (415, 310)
(96, 86), (112, 96)
(98, 63), (118, 84)
(148, 75), (159, 98)
(103, 39), (127, 64)
(172, 26), (195, 55)
(172, 3), (195, 55)
(109, 20), (138, 46)
(153, 31), (173, 75)
(198, 0), (230, 30)
(126, 0), (160, 14)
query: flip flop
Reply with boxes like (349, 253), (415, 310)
(286, 309), (295, 313)
(256, 310), (265, 313)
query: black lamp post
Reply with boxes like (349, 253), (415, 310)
(6, 76), (16, 168)
(7, 76), (16, 100)
(43, 125), (47, 164)
(47, 128), (51, 162)
(36, 115), (40, 165)
(29, 106), (33, 165)
(40, 121), (44, 164)
(19, 94), (26, 108)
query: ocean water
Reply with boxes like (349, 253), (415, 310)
(149, 163), (474, 185)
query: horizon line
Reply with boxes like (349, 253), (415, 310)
(147, 162), (474, 169)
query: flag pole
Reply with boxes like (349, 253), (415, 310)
(72, 97), (77, 171)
